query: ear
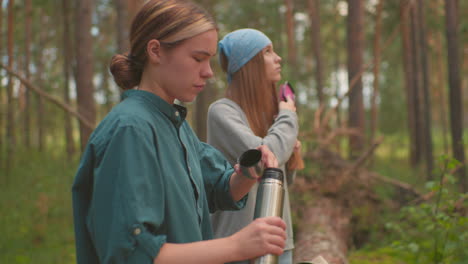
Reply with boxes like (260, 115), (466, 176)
(147, 39), (162, 64)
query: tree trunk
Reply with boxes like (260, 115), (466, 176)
(400, 0), (419, 166)
(370, 0), (383, 161)
(23, 0), (32, 148)
(0, 0), (4, 167)
(410, 6), (424, 167)
(101, 62), (114, 115)
(415, 0), (434, 179)
(193, 0), (217, 142)
(115, 0), (129, 53)
(6, 0), (16, 176)
(434, 32), (449, 154)
(62, 0), (75, 159)
(127, 0), (145, 26)
(308, 0), (324, 105)
(346, 0), (365, 160)
(36, 13), (46, 152)
(284, 0), (296, 66)
(75, 0), (96, 151)
(332, 12), (343, 154)
(444, 0), (466, 192)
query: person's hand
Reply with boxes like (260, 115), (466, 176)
(256, 145), (278, 168)
(229, 216), (286, 261)
(294, 140), (302, 152)
(279, 95), (296, 112)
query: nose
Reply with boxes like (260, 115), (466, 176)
(275, 53), (282, 63)
(201, 62), (214, 79)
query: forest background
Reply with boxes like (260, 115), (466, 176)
(0, 0), (467, 263)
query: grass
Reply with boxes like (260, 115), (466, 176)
(0, 148), (78, 264)
(348, 247), (408, 264)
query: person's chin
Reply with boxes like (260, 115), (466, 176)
(186, 95), (198, 103)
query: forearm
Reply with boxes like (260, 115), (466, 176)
(154, 237), (239, 264)
(229, 172), (257, 201)
(229, 145), (278, 201)
(263, 110), (299, 165)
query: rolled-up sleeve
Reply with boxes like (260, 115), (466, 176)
(198, 142), (247, 213)
(87, 125), (167, 263)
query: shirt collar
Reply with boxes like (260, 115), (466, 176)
(121, 89), (187, 127)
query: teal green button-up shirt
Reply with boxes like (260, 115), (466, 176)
(72, 90), (246, 264)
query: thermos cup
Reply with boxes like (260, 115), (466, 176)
(252, 168), (285, 264)
(238, 149), (264, 180)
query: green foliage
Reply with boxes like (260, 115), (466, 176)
(0, 148), (78, 264)
(382, 155), (468, 264)
(349, 247), (407, 264)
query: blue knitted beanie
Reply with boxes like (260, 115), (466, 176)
(218, 28), (272, 82)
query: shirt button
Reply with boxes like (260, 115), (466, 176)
(133, 228), (141, 236)
(175, 111), (179, 117)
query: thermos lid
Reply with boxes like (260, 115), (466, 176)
(262, 168), (284, 182)
(238, 149), (262, 167)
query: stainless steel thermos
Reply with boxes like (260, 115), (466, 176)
(237, 149), (285, 264)
(252, 168), (285, 264)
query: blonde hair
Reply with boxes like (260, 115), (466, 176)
(110, 0), (216, 90)
(221, 52), (279, 137)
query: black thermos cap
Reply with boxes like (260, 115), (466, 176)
(262, 168), (284, 182)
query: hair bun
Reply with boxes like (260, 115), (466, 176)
(109, 54), (142, 90)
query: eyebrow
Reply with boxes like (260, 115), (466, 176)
(192, 50), (215, 57)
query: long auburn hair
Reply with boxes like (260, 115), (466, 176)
(220, 49), (304, 170)
(220, 52), (278, 137)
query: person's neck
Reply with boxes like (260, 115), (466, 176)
(139, 69), (174, 104)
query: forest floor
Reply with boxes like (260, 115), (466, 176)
(0, 136), (467, 263)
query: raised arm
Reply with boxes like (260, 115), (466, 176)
(207, 99), (298, 166)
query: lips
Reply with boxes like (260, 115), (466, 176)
(194, 84), (205, 91)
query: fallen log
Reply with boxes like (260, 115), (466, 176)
(293, 197), (351, 264)
(292, 144), (422, 263)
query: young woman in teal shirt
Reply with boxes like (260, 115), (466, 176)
(72, 1), (286, 263)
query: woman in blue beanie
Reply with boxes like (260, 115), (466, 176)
(208, 28), (303, 264)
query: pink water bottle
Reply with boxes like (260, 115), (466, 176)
(279, 81), (295, 102)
